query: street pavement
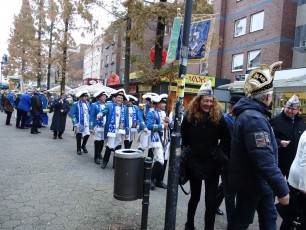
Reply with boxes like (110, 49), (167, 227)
(0, 111), (281, 229)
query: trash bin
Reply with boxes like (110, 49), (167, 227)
(113, 149), (145, 201)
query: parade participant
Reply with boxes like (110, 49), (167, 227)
(147, 94), (170, 190)
(270, 94), (306, 178)
(137, 92), (158, 154)
(154, 93), (171, 189)
(1, 90), (14, 125)
(30, 89), (43, 134)
(50, 93), (70, 139)
(286, 130), (306, 229)
(228, 62), (290, 229)
(181, 81), (231, 230)
(71, 90), (91, 155)
(124, 94), (139, 149)
(16, 91), (32, 129)
(99, 89), (129, 169)
(89, 90), (108, 164)
(215, 94), (243, 219)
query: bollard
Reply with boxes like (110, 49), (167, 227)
(141, 157), (153, 230)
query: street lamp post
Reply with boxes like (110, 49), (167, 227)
(164, 0), (193, 229)
(0, 54), (8, 83)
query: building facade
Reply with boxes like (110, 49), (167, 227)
(209, 0), (298, 81)
(292, 0), (306, 67)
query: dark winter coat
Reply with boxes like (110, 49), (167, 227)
(50, 99), (70, 132)
(270, 111), (306, 177)
(181, 113), (231, 179)
(30, 94), (43, 115)
(229, 97), (289, 197)
(1, 95), (14, 112)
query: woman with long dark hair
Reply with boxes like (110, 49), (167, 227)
(181, 81), (230, 230)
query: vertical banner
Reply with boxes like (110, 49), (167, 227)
(176, 19), (212, 62)
(166, 17), (183, 64)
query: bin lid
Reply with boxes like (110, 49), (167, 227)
(115, 149), (144, 159)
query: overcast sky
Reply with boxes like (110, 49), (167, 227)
(0, 0), (115, 59)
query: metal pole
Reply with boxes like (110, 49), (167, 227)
(164, 0), (193, 229)
(141, 157), (153, 230)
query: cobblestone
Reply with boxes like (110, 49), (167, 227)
(0, 112), (280, 229)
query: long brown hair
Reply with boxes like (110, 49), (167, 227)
(186, 95), (222, 125)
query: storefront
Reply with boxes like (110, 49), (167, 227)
(217, 67), (306, 124)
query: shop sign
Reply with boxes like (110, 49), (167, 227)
(139, 85), (152, 92)
(170, 86), (202, 94)
(87, 78), (105, 85)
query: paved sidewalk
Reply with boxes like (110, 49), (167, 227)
(0, 112), (280, 229)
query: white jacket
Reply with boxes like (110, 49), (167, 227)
(288, 130), (306, 192)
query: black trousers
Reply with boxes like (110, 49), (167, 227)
(186, 171), (219, 230)
(53, 131), (63, 137)
(16, 109), (28, 128)
(4, 110), (12, 125)
(31, 114), (40, 133)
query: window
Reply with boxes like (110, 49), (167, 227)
(295, 25), (306, 47)
(234, 18), (247, 37)
(106, 55), (109, 64)
(101, 60), (104, 68)
(247, 50), (261, 69)
(232, 53), (244, 72)
(250, 11), (264, 32)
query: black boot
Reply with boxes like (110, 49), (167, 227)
(81, 135), (89, 153)
(148, 148), (154, 159)
(113, 145), (122, 168)
(150, 162), (162, 190)
(124, 140), (130, 149)
(101, 146), (112, 169)
(76, 133), (82, 155)
(129, 141), (133, 149)
(156, 160), (168, 189)
(98, 140), (104, 159)
(94, 141), (101, 164)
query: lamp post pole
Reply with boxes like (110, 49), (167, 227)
(164, 0), (193, 229)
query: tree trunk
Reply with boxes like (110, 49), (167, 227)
(152, 0), (167, 94)
(61, 17), (69, 93)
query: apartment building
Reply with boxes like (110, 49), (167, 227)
(292, 0), (306, 67)
(209, 0), (298, 81)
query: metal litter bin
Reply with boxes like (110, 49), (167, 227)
(113, 149), (145, 201)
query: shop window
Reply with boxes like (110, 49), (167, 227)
(232, 53), (244, 72)
(234, 18), (247, 37)
(101, 60), (104, 69)
(247, 50), (261, 69)
(250, 11), (264, 32)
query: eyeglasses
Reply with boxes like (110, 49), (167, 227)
(285, 107), (298, 111)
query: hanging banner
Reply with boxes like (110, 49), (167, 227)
(176, 19), (213, 62)
(166, 17), (183, 64)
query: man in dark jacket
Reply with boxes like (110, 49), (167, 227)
(228, 62), (290, 229)
(50, 93), (70, 139)
(30, 90), (43, 134)
(270, 95), (306, 178)
(16, 92), (32, 129)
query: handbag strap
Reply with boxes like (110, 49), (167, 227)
(180, 184), (190, 195)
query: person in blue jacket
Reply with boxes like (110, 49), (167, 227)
(16, 91), (32, 129)
(89, 90), (108, 164)
(124, 94), (139, 149)
(99, 89), (129, 169)
(137, 92), (158, 154)
(71, 90), (91, 155)
(228, 62), (290, 229)
(146, 94), (170, 190)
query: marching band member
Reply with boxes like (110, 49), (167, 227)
(124, 95), (139, 149)
(89, 90), (108, 164)
(137, 92), (158, 153)
(147, 94), (169, 190)
(99, 89), (129, 169)
(71, 90), (91, 155)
